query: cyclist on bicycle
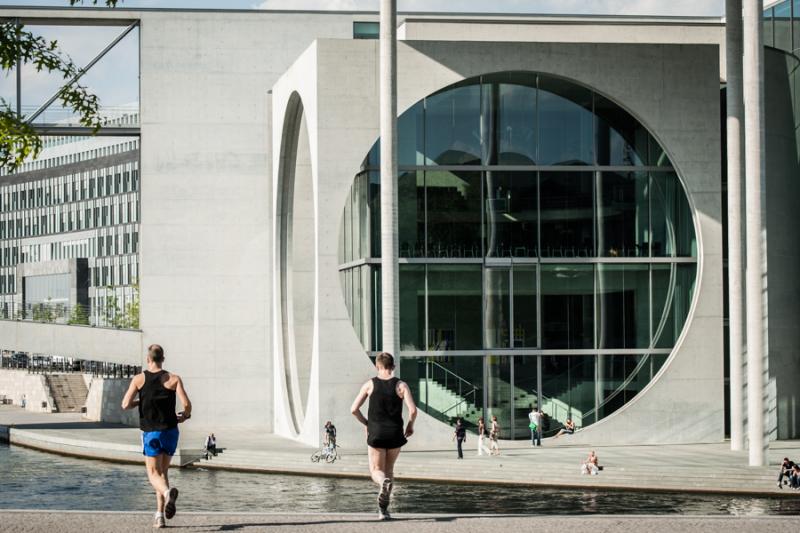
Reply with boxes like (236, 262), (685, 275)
(323, 420), (337, 450)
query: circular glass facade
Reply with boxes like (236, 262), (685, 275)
(339, 72), (697, 438)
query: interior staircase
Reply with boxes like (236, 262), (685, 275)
(45, 374), (88, 413)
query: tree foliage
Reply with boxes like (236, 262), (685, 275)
(0, 0), (120, 171)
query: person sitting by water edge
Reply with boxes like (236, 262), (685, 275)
(204, 433), (217, 459)
(581, 450), (601, 475)
(554, 418), (576, 439)
(323, 420), (337, 450)
(778, 457), (795, 488)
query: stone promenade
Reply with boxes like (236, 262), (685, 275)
(0, 512), (797, 533)
(1, 406), (799, 496)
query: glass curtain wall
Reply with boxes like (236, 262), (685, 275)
(340, 72), (698, 438)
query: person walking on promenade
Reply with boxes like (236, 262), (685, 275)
(489, 415), (500, 456)
(476, 417), (490, 456)
(122, 344), (192, 529)
(350, 352), (417, 520)
(453, 417), (467, 459)
(528, 405), (543, 447)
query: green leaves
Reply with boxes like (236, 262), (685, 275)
(0, 0), (120, 172)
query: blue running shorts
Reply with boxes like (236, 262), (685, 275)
(141, 427), (180, 457)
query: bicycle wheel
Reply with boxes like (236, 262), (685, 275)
(325, 448), (338, 463)
(310, 451), (322, 463)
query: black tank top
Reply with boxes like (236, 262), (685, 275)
(138, 370), (178, 432)
(367, 377), (405, 445)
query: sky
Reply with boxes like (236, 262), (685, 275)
(0, 0), (727, 17)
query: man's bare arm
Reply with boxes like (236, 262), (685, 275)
(350, 381), (371, 428)
(398, 381), (418, 438)
(175, 376), (192, 422)
(121, 374), (143, 410)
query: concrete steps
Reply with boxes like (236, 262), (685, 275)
(45, 374), (88, 413)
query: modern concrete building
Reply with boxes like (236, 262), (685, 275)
(0, 4), (797, 451)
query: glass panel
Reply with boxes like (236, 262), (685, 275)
(764, 7), (775, 48)
(541, 265), (594, 349)
(368, 171), (381, 257)
(484, 268), (511, 349)
(795, 1), (800, 52)
(353, 21), (379, 39)
(595, 93), (651, 166)
(425, 170), (482, 258)
(775, 1), (792, 52)
(399, 101), (425, 166)
(24, 273), (70, 305)
(399, 265), (425, 351)
(401, 356), (484, 429)
(541, 355), (596, 432)
(512, 356), (540, 439)
(485, 171), (538, 258)
(539, 171), (594, 257)
(487, 355), (514, 438)
(427, 265), (482, 350)
(597, 171), (648, 257)
(424, 83), (482, 165)
(652, 264), (696, 348)
(371, 265), (382, 351)
(512, 266), (538, 348)
(597, 354), (667, 419)
(596, 264), (650, 349)
(537, 75), (594, 165)
(398, 171), (425, 258)
(358, 172), (369, 259)
(483, 74), (538, 165)
(650, 172), (696, 257)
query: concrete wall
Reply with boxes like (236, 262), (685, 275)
(764, 48), (800, 440)
(272, 39), (724, 447)
(0, 369), (55, 412)
(84, 377), (139, 426)
(0, 320), (141, 364)
(137, 11), (371, 431)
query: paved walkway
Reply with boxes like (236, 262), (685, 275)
(2, 406), (799, 496)
(0, 512), (795, 533)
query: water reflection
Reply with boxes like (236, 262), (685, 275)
(1, 444), (798, 515)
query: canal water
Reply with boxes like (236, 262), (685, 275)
(0, 443), (798, 515)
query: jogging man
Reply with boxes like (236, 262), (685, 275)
(122, 344), (192, 529)
(351, 352), (417, 520)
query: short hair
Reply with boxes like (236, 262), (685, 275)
(375, 352), (395, 370)
(148, 344), (164, 363)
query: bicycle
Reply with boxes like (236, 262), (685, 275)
(310, 442), (339, 464)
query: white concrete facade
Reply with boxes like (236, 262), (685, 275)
(272, 38), (724, 446)
(1, 7), (744, 445)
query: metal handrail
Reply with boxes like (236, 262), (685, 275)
(427, 360), (478, 389)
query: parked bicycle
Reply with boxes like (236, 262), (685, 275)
(310, 442), (339, 464)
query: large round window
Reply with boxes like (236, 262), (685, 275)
(338, 72), (697, 439)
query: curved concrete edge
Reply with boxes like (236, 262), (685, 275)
(0, 425), (203, 467)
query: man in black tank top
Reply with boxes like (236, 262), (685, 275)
(122, 344), (192, 529)
(351, 352), (418, 521)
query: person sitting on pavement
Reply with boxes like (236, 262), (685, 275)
(791, 464), (800, 490)
(581, 450), (600, 475)
(554, 418), (576, 439)
(777, 457), (795, 488)
(323, 420), (337, 450)
(204, 433), (217, 459)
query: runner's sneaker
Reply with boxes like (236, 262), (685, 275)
(378, 508), (392, 521)
(153, 514), (165, 529)
(164, 487), (179, 519)
(377, 478), (392, 512)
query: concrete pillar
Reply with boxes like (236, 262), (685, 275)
(726, 0), (745, 452)
(743, 0), (767, 467)
(380, 0), (400, 358)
